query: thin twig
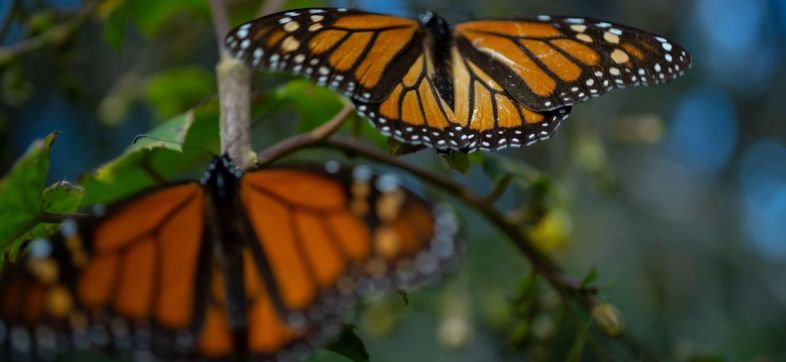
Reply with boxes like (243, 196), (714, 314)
(208, 0), (229, 56)
(258, 0), (287, 17)
(482, 174), (514, 206)
(38, 211), (91, 223)
(257, 104), (354, 164)
(0, 0), (98, 64)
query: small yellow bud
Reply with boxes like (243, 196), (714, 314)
(527, 209), (573, 252)
(592, 303), (625, 337)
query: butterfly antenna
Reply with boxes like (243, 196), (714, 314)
(132, 135), (218, 157)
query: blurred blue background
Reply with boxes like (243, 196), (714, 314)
(2, 0), (785, 360)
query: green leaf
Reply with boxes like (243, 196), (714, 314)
(387, 138), (425, 156)
(79, 100), (219, 206)
(41, 181), (84, 213)
(130, 109), (197, 153)
(507, 321), (531, 347)
(325, 325), (369, 362)
(102, 2), (127, 50)
(514, 271), (538, 304)
(353, 114), (388, 149)
(396, 289), (409, 306)
(275, 79), (345, 132)
(482, 153), (544, 185)
(444, 152), (470, 174)
(13, 182), (84, 248)
(145, 67), (216, 122)
(596, 276), (623, 291)
(580, 266), (598, 287)
(270, 79), (388, 149)
(0, 133), (57, 260)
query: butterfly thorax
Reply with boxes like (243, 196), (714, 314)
(202, 156), (243, 202)
(420, 11), (455, 108)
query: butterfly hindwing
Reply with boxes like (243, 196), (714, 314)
(449, 44), (572, 150)
(354, 44), (572, 151)
(454, 17), (691, 111)
(197, 164), (459, 360)
(239, 165), (459, 325)
(0, 161), (460, 361)
(0, 182), (210, 360)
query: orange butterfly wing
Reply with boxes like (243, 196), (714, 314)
(360, 43), (571, 150)
(0, 163), (459, 361)
(191, 165), (460, 360)
(227, 10), (691, 152)
(0, 182), (208, 359)
(454, 17), (691, 111)
(226, 8), (573, 151)
(238, 166), (458, 321)
(225, 8), (421, 103)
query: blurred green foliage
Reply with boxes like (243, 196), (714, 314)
(144, 67), (216, 121)
(101, 0), (210, 49)
(1, 0), (784, 361)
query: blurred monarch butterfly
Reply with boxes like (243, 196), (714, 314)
(226, 8), (691, 152)
(0, 156), (459, 361)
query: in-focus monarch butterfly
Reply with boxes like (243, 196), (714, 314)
(225, 8), (691, 152)
(0, 156), (459, 361)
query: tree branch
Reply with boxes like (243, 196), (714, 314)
(208, 0), (230, 56)
(0, 0), (98, 64)
(209, 0), (255, 168)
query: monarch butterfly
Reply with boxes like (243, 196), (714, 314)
(225, 8), (691, 151)
(0, 156), (459, 361)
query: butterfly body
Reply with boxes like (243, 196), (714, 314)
(226, 8), (690, 152)
(419, 11), (455, 107)
(0, 157), (459, 361)
(200, 158), (250, 354)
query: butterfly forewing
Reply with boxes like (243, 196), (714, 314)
(225, 8), (422, 103)
(454, 16), (691, 111)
